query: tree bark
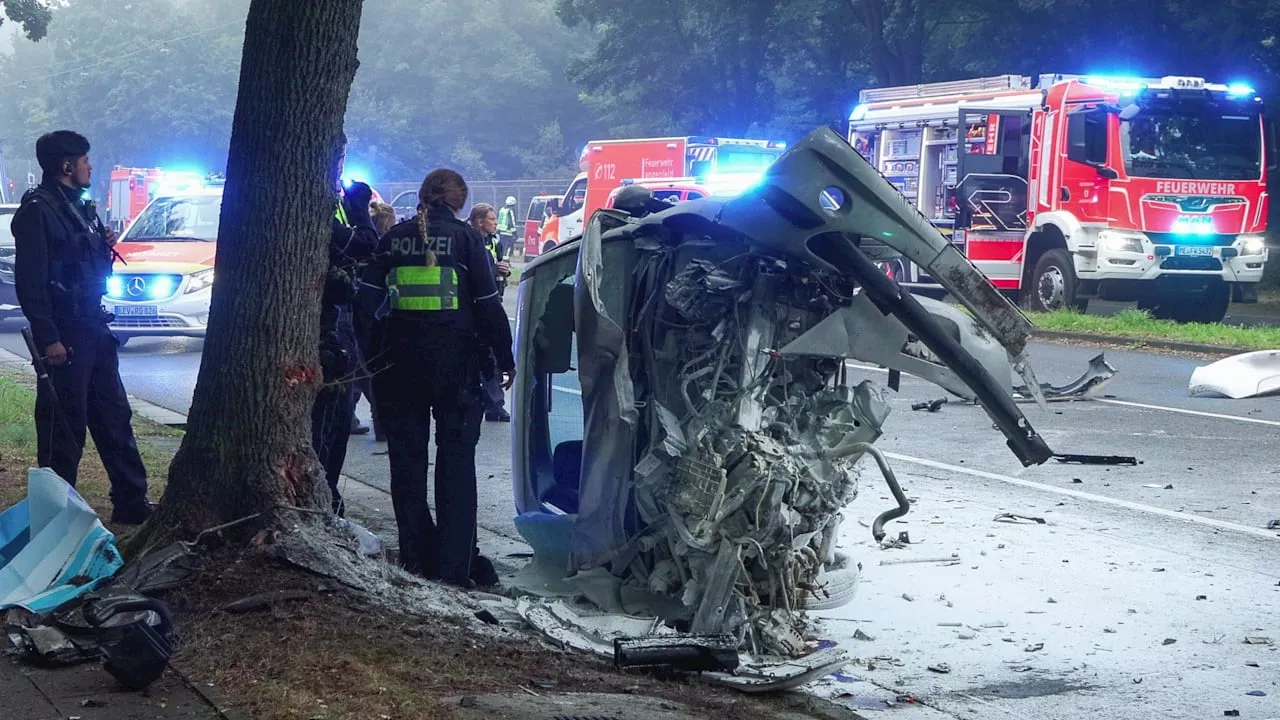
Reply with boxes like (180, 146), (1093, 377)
(147, 0), (364, 543)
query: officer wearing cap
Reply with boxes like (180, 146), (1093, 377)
(9, 130), (153, 524)
(370, 168), (514, 589)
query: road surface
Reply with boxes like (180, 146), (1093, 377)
(0, 301), (1277, 719)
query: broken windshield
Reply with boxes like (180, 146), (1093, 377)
(1120, 108), (1262, 181)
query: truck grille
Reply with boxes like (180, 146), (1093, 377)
(1160, 257), (1223, 271)
(1146, 232), (1234, 247)
(111, 317), (190, 329)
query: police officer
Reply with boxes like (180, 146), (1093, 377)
(466, 203), (512, 423)
(497, 195), (518, 258)
(312, 132), (378, 516)
(10, 130), (152, 524)
(370, 169), (514, 589)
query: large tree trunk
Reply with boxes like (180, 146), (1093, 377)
(148, 0), (365, 542)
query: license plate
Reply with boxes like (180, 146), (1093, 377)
(113, 305), (158, 317)
(1175, 245), (1214, 257)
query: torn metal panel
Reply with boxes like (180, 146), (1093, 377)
(1015, 353), (1117, 402)
(1188, 350), (1280, 399)
(778, 290), (1014, 400)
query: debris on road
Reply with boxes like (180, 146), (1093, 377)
(1162, 638), (1177, 645)
(927, 663), (951, 674)
(911, 397), (948, 412)
(1244, 636), (1273, 645)
(1246, 690), (1267, 697)
(1267, 519), (1280, 530)
(1143, 484), (1175, 490)
(878, 554), (961, 566)
(1224, 710), (1240, 717)
(902, 593), (916, 602)
(994, 513), (1046, 524)
(853, 629), (875, 641)
(1188, 350), (1280, 399)
(1025, 643), (1044, 652)
(1014, 353), (1118, 402)
(1054, 454), (1140, 466)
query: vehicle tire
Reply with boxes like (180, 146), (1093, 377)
(1027, 249), (1085, 312)
(799, 566), (860, 611)
(541, 240), (558, 254)
(1145, 284), (1230, 324)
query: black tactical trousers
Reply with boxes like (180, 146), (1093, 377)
(311, 324), (356, 516)
(35, 319), (149, 520)
(373, 320), (482, 584)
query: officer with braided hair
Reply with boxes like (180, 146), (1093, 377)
(370, 168), (514, 589)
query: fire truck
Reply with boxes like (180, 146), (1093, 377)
(532, 136), (786, 256)
(849, 74), (1273, 323)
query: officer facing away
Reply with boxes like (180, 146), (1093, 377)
(10, 130), (153, 524)
(312, 132), (378, 516)
(497, 195), (518, 257)
(370, 169), (514, 589)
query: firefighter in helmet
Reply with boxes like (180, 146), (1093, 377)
(370, 169), (514, 589)
(497, 195), (518, 257)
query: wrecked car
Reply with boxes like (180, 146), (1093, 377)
(507, 127), (1060, 683)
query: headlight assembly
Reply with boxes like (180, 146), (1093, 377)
(1238, 234), (1267, 257)
(185, 268), (215, 294)
(1097, 230), (1144, 254)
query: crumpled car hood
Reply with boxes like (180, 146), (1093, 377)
(1189, 350), (1280, 399)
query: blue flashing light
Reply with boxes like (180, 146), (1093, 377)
(341, 165), (371, 188)
(1227, 82), (1256, 97)
(1172, 215), (1216, 235)
(147, 276), (175, 299)
(700, 171), (766, 198)
(849, 104), (870, 121)
(1082, 75), (1148, 95)
(152, 169), (208, 197)
(106, 276), (125, 299)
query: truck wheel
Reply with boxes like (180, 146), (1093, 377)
(1028, 249), (1086, 312)
(541, 240), (558, 254)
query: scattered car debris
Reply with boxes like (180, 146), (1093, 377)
(1196, 595), (1208, 601)
(1163, 638), (1177, 645)
(1054, 454), (1140, 466)
(927, 663), (951, 674)
(911, 397), (948, 412)
(1015, 353), (1117, 402)
(1143, 484), (1175, 490)
(1025, 643), (1044, 652)
(1244, 636), (1273, 645)
(1246, 690), (1267, 697)
(878, 554), (960, 566)
(1267, 520), (1280, 530)
(994, 513), (1046, 524)
(1224, 710), (1240, 717)
(614, 636), (742, 674)
(852, 629), (875, 641)
(1188, 350), (1280, 399)
(902, 593), (916, 602)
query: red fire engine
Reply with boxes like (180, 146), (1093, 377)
(850, 74), (1273, 323)
(106, 167), (163, 232)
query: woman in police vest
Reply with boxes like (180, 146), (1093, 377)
(370, 169), (515, 589)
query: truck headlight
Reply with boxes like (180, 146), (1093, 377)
(1097, 230), (1144, 253)
(185, 268), (215, 294)
(1238, 234), (1267, 256)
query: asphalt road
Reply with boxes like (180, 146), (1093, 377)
(0, 299), (1277, 718)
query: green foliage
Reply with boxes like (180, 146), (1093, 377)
(0, 0), (52, 40)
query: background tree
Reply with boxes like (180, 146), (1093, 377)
(144, 0), (365, 540)
(0, 0), (51, 39)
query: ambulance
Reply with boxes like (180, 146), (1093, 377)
(532, 136), (786, 255)
(848, 74), (1272, 323)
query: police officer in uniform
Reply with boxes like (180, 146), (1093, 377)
(371, 169), (514, 589)
(10, 130), (152, 524)
(312, 132), (377, 516)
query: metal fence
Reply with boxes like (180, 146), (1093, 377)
(378, 178), (573, 224)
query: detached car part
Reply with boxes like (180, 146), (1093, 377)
(1189, 350), (1280, 399)
(509, 127), (1060, 663)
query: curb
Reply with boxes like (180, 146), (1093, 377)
(1030, 329), (1248, 357)
(0, 346), (186, 427)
